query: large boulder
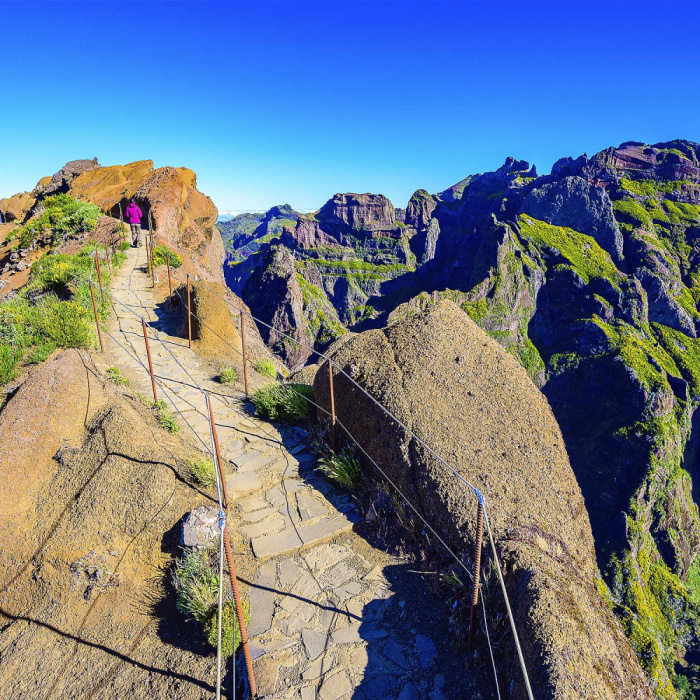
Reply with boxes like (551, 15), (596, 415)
(313, 300), (651, 699)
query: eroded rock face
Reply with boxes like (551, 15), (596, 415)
(43, 158), (101, 196)
(521, 175), (624, 260)
(313, 301), (651, 699)
(317, 193), (397, 234)
(0, 191), (36, 224)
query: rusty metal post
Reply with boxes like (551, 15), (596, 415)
(223, 527), (256, 696)
(207, 395), (230, 508)
(94, 249), (105, 304)
(118, 203), (124, 244)
(240, 310), (249, 398)
(166, 250), (173, 296)
(142, 318), (158, 403)
(186, 274), (192, 349)
(328, 360), (337, 452)
(468, 497), (485, 651)
(89, 281), (104, 353)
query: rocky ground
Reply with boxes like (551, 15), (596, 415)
(103, 245), (472, 699)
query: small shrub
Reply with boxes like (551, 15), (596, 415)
(106, 366), (130, 386)
(152, 245), (183, 268)
(253, 358), (276, 378)
(218, 366), (237, 384)
(187, 458), (217, 487)
(204, 598), (250, 657)
(0, 346), (21, 385)
(154, 400), (180, 433)
(251, 383), (313, 421)
(317, 446), (362, 489)
(37, 297), (93, 348)
(28, 341), (56, 364)
(173, 548), (219, 623)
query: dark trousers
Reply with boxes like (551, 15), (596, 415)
(130, 224), (142, 246)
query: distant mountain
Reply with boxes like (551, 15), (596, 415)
(218, 204), (301, 260)
(223, 140), (700, 695)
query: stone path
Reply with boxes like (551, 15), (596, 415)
(104, 246), (464, 699)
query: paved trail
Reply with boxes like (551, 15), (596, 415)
(105, 246), (463, 699)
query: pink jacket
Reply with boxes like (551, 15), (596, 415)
(125, 202), (143, 224)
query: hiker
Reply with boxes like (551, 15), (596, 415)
(125, 199), (143, 247)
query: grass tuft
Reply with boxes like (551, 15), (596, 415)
(152, 245), (183, 268)
(106, 366), (130, 386)
(251, 383), (313, 421)
(173, 548), (219, 623)
(154, 400), (180, 433)
(253, 357), (276, 378)
(317, 446), (362, 489)
(187, 458), (217, 487)
(218, 366), (237, 384)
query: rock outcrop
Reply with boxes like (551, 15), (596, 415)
(0, 350), (213, 698)
(313, 301), (652, 699)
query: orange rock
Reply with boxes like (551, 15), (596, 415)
(0, 191), (36, 224)
(69, 160), (154, 213)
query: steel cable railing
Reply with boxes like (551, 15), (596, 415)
(86, 245), (255, 698)
(160, 256), (534, 698)
(86, 227), (532, 698)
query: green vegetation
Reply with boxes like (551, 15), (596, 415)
(518, 214), (621, 284)
(251, 383), (313, 421)
(186, 458), (217, 487)
(253, 357), (276, 378)
(173, 547), (219, 623)
(592, 317), (680, 393)
(204, 599), (249, 658)
(0, 241), (126, 386)
(173, 547), (247, 656)
(151, 245), (182, 268)
(317, 446), (362, 489)
(154, 400), (180, 433)
(10, 194), (101, 248)
(217, 366), (237, 384)
(461, 298), (488, 324)
(106, 366), (130, 386)
(296, 274), (346, 345)
(311, 257), (410, 278)
(613, 199), (654, 231)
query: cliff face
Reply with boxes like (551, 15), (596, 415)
(314, 301), (652, 699)
(225, 139), (700, 696)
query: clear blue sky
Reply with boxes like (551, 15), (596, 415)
(1, 1), (698, 213)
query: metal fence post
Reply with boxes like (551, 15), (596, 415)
(142, 318), (158, 402)
(240, 310), (249, 398)
(468, 497), (485, 651)
(207, 395), (230, 508)
(223, 527), (257, 696)
(328, 360), (337, 452)
(94, 249), (105, 304)
(89, 281), (104, 353)
(186, 274), (192, 349)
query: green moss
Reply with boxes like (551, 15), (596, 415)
(652, 324), (700, 396)
(591, 317), (679, 393)
(613, 199), (654, 231)
(518, 214), (621, 285)
(461, 298), (488, 323)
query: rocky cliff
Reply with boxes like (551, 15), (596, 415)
(314, 301), (652, 699)
(225, 139), (700, 697)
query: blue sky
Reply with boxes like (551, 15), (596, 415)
(1, 1), (698, 212)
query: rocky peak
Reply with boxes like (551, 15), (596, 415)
(42, 158), (101, 196)
(317, 193), (397, 234)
